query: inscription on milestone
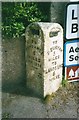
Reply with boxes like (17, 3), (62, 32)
(44, 37), (63, 83)
(26, 28), (43, 81)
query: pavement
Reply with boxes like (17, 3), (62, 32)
(2, 82), (79, 119)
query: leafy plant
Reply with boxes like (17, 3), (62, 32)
(62, 76), (68, 87)
(2, 2), (49, 38)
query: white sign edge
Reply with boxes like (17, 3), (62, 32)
(64, 40), (79, 67)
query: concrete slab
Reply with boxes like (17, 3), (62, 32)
(2, 95), (47, 118)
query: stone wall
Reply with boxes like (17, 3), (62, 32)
(50, 2), (68, 27)
(2, 37), (26, 91)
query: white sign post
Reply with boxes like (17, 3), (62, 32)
(66, 3), (79, 40)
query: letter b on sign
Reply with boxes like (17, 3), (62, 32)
(66, 3), (79, 39)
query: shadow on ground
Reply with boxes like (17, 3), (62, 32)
(2, 81), (42, 99)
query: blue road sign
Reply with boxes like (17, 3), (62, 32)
(64, 40), (79, 67)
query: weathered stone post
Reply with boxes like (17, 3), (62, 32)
(25, 22), (63, 97)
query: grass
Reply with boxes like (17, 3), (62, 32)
(44, 93), (56, 104)
(62, 76), (68, 87)
(2, 112), (12, 118)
